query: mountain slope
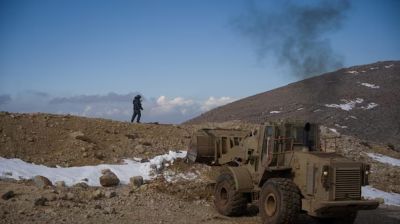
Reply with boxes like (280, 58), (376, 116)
(186, 61), (400, 147)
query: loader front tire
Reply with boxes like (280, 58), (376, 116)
(214, 173), (247, 216)
(260, 178), (301, 224)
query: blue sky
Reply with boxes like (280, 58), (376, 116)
(0, 0), (399, 123)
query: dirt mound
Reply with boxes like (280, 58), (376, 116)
(0, 112), (192, 167)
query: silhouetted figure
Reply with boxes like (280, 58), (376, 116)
(131, 95), (143, 123)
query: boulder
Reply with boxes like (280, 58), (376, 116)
(1, 191), (15, 200)
(130, 176), (144, 188)
(33, 175), (53, 189)
(34, 197), (48, 206)
(99, 170), (120, 187)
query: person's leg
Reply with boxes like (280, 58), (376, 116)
(131, 111), (137, 123)
(137, 111), (141, 123)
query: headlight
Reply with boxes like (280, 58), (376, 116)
(322, 165), (330, 190)
(362, 164), (371, 186)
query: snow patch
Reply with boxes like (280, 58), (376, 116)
(335, 124), (348, 129)
(0, 151), (187, 187)
(384, 64), (394, 69)
(362, 186), (400, 206)
(361, 103), (378, 110)
(370, 67), (379, 70)
(361, 83), (380, 89)
(349, 116), (357, 119)
(270, 111), (281, 114)
(297, 108), (304, 111)
(325, 98), (364, 111)
(329, 128), (340, 135)
(366, 153), (400, 167)
(346, 70), (359, 74)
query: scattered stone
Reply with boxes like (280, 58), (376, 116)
(99, 170), (120, 187)
(55, 181), (66, 188)
(104, 191), (117, 198)
(33, 175), (53, 189)
(135, 144), (146, 154)
(1, 191), (15, 200)
(130, 176), (144, 188)
(66, 192), (75, 200)
(376, 197), (385, 204)
(104, 207), (116, 214)
(150, 164), (158, 170)
(139, 184), (148, 191)
(92, 189), (103, 200)
(27, 137), (35, 142)
(34, 197), (48, 206)
(58, 193), (68, 200)
(69, 131), (85, 139)
(125, 133), (139, 140)
(140, 158), (150, 163)
(70, 131), (94, 143)
(73, 182), (89, 189)
(101, 169), (111, 175)
(44, 194), (57, 202)
(142, 141), (152, 146)
(95, 152), (105, 160)
(94, 204), (102, 209)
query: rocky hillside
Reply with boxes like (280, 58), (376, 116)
(186, 61), (400, 148)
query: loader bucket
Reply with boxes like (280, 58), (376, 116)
(186, 129), (249, 164)
(186, 131), (217, 164)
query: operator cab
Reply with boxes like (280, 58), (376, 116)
(262, 121), (320, 153)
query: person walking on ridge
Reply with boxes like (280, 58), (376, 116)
(131, 95), (143, 123)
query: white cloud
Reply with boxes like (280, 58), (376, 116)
(201, 96), (235, 111)
(152, 96), (194, 114)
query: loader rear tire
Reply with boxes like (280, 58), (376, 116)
(260, 178), (301, 224)
(214, 173), (247, 216)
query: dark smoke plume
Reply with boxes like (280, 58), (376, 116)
(233, 0), (350, 77)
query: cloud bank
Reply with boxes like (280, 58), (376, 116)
(0, 92), (235, 124)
